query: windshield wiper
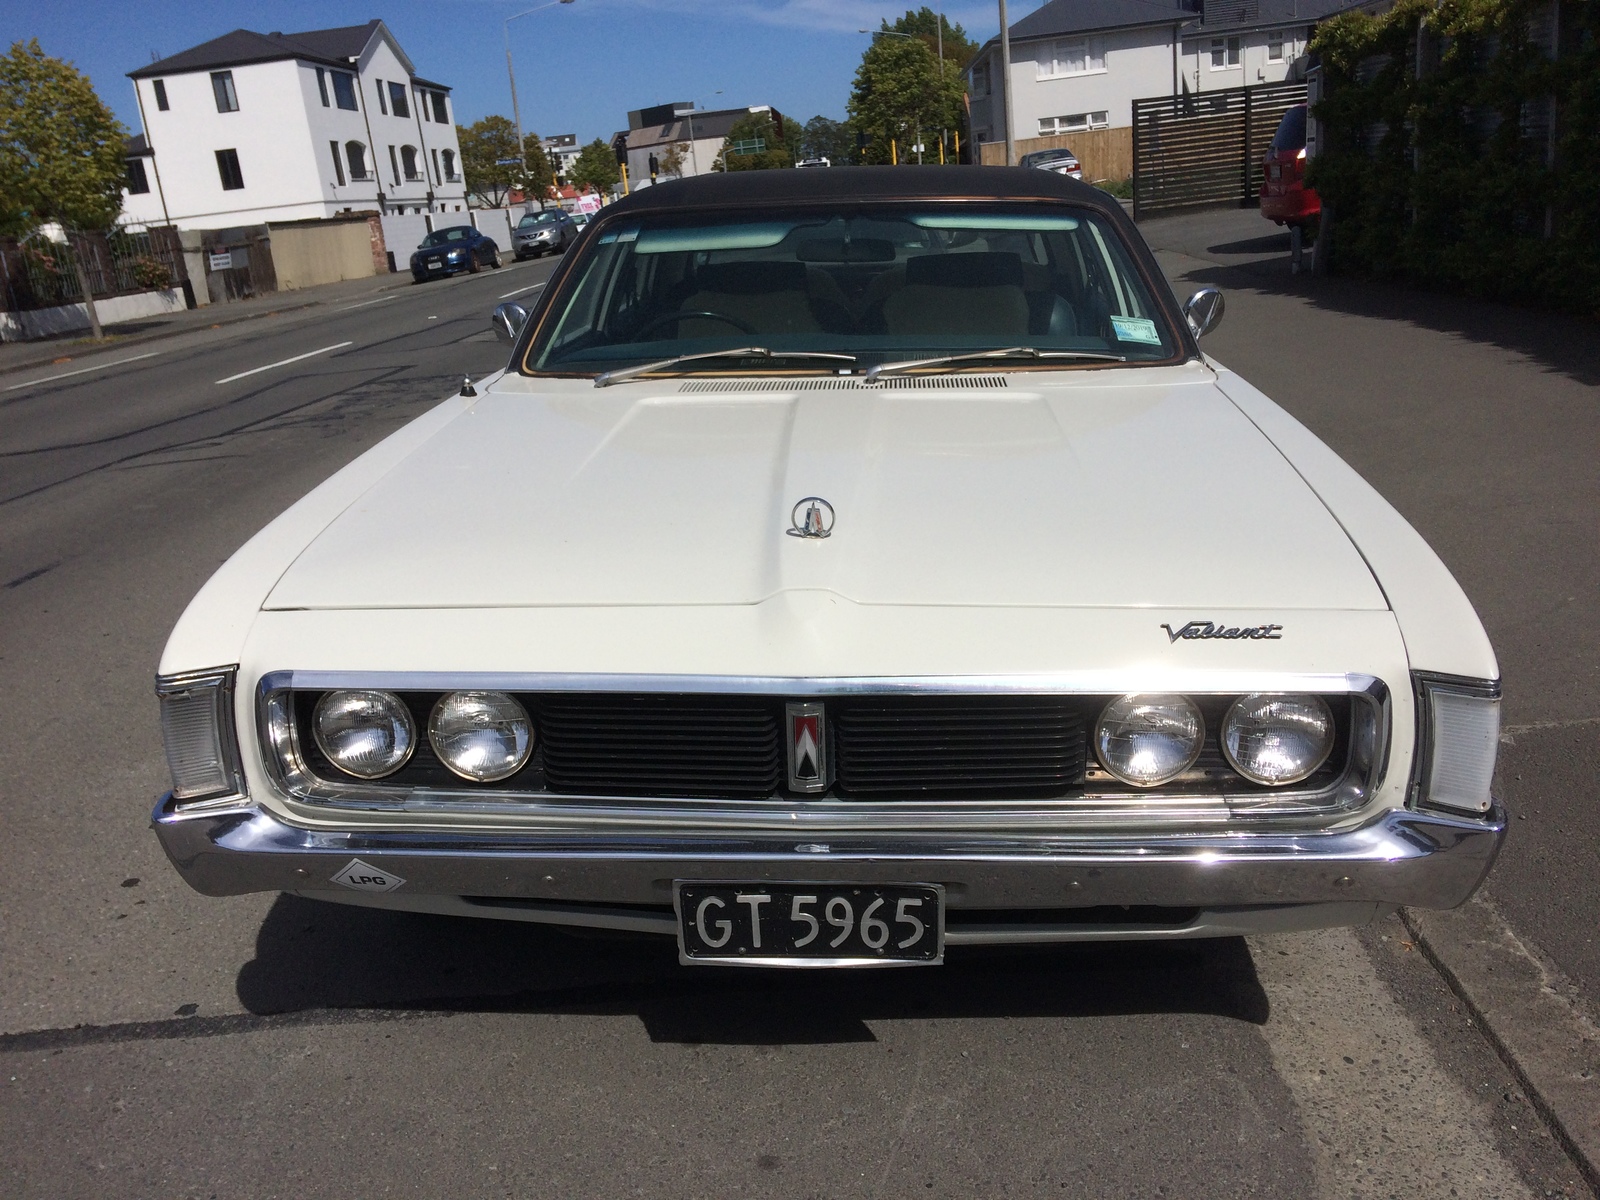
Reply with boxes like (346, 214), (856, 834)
(863, 346), (1126, 382)
(593, 348), (858, 388)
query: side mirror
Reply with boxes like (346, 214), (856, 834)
(492, 301), (529, 344)
(1182, 287), (1225, 339)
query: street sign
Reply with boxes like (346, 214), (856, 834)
(495, 157), (523, 166)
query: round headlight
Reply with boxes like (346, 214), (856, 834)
(1095, 694), (1204, 787)
(428, 690), (533, 782)
(1222, 693), (1335, 786)
(312, 690), (415, 779)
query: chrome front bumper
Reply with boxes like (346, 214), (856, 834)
(152, 796), (1504, 942)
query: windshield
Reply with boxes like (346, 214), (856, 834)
(519, 211), (563, 227)
(420, 228), (473, 247)
(526, 205), (1178, 375)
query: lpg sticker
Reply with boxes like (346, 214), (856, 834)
(1110, 315), (1161, 345)
(330, 859), (405, 893)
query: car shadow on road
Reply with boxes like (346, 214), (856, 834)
(1175, 259), (1600, 388)
(234, 893), (1270, 1043)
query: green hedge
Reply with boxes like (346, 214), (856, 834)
(1309, 0), (1600, 316)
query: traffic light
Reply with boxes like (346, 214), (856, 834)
(648, 153), (659, 181)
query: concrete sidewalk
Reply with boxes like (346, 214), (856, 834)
(0, 269), (415, 377)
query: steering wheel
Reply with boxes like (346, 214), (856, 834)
(634, 310), (757, 338)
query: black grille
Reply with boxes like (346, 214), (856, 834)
(539, 694), (782, 798)
(834, 696), (1086, 800)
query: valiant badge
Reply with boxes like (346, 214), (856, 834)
(1161, 620), (1284, 643)
(787, 497), (835, 539)
(786, 701), (828, 793)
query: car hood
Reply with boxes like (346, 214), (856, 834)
(263, 369), (1387, 612)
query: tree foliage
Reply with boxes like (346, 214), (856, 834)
(799, 116), (857, 165)
(0, 39), (126, 235)
(521, 132), (554, 207)
(1309, 0), (1600, 314)
(847, 35), (966, 165)
(457, 115), (521, 207)
(881, 7), (979, 70)
(569, 138), (619, 194)
(716, 112), (802, 171)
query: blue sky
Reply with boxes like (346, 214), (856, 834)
(6, 0), (1048, 146)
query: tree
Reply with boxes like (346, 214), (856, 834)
(847, 34), (966, 165)
(881, 8), (979, 69)
(457, 115), (520, 207)
(656, 141), (688, 179)
(799, 116), (858, 165)
(716, 112), (802, 172)
(0, 40), (128, 338)
(520, 132), (554, 208)
(568, 138), (619, 194)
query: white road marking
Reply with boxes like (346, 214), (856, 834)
(4, 351), (162, 392)
(335, 295), (396, 311)
(498, 281), (546, 299)
(214, 341), (353, 385)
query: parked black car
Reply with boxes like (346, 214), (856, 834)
(410, 226), (501, 282)
(512, 209), (578, 260)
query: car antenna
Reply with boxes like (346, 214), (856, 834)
(459, 374), (477, 397)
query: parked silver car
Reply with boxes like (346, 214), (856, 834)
(512, 209), (577, 260)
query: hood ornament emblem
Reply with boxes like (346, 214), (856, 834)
(1162, 620), (1283, 643)
(787, 496), (835, 539)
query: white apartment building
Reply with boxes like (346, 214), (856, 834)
(122, 20), (467, 229)
(968, 0), (1362, 148)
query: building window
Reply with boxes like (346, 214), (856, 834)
(345, 141), (369, 181)
(316, 68), (329, 106)
(375, 80), (387, 115)
(971, 61), (990, 97)
(388, 81), (409, 118)
(401, 145), (422, 181)
(331, 71), (358, 110)
(431, 92), (447, 123)
(1038, 111), (1109, 135)
(1210, 37), (1241, 68)
(1268, 30), (1285, 60)
(215, 148), (244, 190)
(211, 71), (238, 112)
(388, 144), (400, 186)
(1039, 37), (1105, 79)
(126, 158), (151, 194)
(152, 79), (169, 111)
(442, 148), (457, 181)
(330, 140), (346, 186)
(431, 147), (441, 184)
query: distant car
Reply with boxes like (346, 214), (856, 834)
(796, 157), (832, 168)
(570, 212), (590, 229)
(1019, 148), (1082, 179)
(410, 226), (501, 282)
(513, 209), (578, 259)
(1261, 104), (1320, 230)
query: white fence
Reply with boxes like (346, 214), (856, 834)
(379, 208), (526, 271)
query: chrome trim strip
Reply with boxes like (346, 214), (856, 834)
(153, 792), (1504, 914)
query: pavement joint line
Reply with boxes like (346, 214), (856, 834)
(3, 351), (162, 392)
(215, 340), (354, 385)
(498, 282), (546, 299)
(336, 295), (397, 311)
(1404, 900), (1600, 1198)
(0, 1005), (447, 1054)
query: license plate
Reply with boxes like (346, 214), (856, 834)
(427, 258), (442, 267)
(1268, 164), (1282, 179)
(675, 882), (944, 967)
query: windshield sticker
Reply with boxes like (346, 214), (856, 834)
(1111, 316), (1161, 345)
(634, 222), (795, 255)
(598, 225), (639, 244)
(910, 213), (1079, 231)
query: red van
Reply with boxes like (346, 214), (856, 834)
(1261, 104), (1320, 229)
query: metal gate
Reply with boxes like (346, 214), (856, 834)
(1132, 81), (1307, 220)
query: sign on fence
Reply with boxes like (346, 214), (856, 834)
(208, 251), (234, 272)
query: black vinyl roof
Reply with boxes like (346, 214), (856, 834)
(607, 165), (1127, 220)
(130, 20), (382, 78)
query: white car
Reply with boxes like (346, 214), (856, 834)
(154, 168), (1504, 968)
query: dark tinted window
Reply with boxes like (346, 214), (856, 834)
(215, 148), (244, 190)
(211, 71), (238, 113)
(421, 228), (473, 247)
(316, 68), (329, 107)
(388, 81), (409, 118)
(431, 92), (447, 123)
(152, 79), (168, 110)
(332, 72), (358, 111)
(126, 158), (150, 194)
(1271, 105), (1307, 152)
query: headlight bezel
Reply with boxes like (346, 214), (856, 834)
(427, 689), (535, 783)
(311, 688), (417, 780)
(1220, 692), (1337, 787)
(1093, 693), (1206, 788)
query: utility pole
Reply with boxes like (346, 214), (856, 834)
(999, 0), (1015, 165)
(505, 0), (575, 197)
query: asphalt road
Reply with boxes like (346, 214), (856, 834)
(0, 217), (1593, 1199)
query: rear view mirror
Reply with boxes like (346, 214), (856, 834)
(1182, 287), (1225, 339)
(797, 238), (895, 263)
(492, 302), (529, 344)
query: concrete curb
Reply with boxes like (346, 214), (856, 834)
(1405, 896), (1600, 1196)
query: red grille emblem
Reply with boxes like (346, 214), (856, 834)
(786, 702), (827, 793)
